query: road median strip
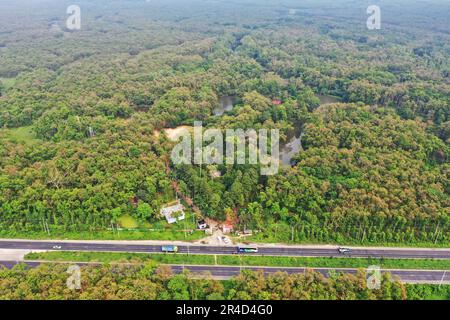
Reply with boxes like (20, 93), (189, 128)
(23, 251), (450, 271)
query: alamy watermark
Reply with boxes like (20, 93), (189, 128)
(66, 264), (81, 290)
(66, 5), (81, 30)
(366, 265), (382, 290)
(367, 5), (381, 30)
(64, 5), (379, 33)
(170, 122), (280, 176)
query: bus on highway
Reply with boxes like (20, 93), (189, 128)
(161, 245), (179, 253)
(237, 246), (259, 253)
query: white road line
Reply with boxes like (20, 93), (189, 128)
(439, 270), (447, 287)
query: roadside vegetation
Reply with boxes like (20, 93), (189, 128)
(25, 251), (450, 270)
(0, 229), (205, 241)
(1, 262), (448, 300)
(0, 263), (407, 300)
(406, 284), (450, 300)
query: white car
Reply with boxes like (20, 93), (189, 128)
(52, 245), (62, 250)
(338, 247), (351, 254)
(222, 236), (230, 244)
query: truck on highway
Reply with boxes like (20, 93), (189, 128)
(161, 245), (179, 253)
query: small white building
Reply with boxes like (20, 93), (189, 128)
(160, 201), (185, 224)
(197, 220), (208, 230)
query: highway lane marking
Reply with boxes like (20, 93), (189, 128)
(1, 241), (449, 259)
(439, 270), (447, 287)
(2, 240), (450, 252)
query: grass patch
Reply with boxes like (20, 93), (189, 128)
(0, 77), (16, 90)
(25, 251), (215, 265)
(1, 126), (40, 145)
(117, 211), (198, 232)
(0, 210), (204, 241)
(118, 215), (139, 229)
(0, 229), (205, 241)
(218, 255), (450, 270)
(25, 251), (450, 270)
(317, 94), (342, 105)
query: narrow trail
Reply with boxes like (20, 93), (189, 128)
(163, 155), (202, 215)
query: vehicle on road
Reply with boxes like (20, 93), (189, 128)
(52, 245), (62, 250)
(161, 245), (178, 253)
(338, 247), (351, 254)
(237, 246), (259, 253)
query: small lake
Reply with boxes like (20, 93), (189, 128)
(211, 94), (341, 166)
(279, 96), (341, 166)
(214, 96), (236, 116)
(280, 125), (303, 166)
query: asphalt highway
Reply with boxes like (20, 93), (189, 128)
(0, 240), (449, 259)
(170, 265), (450, 284)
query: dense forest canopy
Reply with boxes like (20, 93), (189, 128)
(0, 0), (448, 244)
(0, 263), (410, 300)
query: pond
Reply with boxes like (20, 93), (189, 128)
(279, 96), (341, 166)
(280, 125), (303, 166)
